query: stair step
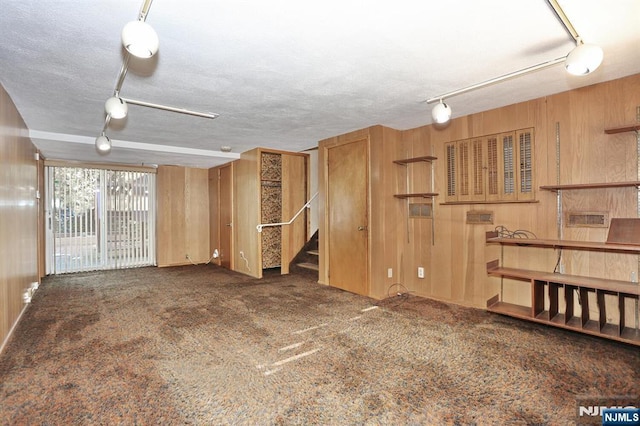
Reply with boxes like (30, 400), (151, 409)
(307, 249), (319, 256)
(297, 262), (319, 271)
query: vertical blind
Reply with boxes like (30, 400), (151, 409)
(46, 166), (156, 274)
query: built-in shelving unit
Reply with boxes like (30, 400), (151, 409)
(486, 231), (640, 346)
(484, 122), (640, 346)
(393, 154), (438, 244)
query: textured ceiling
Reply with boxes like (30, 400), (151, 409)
(1, 1), (639, 168)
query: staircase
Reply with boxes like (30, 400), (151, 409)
(289, 230), (319, 275)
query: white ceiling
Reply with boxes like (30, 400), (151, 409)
(1, 1), (639, 169)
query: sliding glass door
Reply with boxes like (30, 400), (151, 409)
(45, 166), (156, 274)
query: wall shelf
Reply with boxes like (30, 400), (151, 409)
(604, 125), (640, 134)
(540, 181), (640, 191)
(393, 155), (437, 165)
(393, 192), (438, 199)
(486, 232), (640, 254)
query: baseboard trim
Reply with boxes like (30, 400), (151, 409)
(0, 303), (29, 356)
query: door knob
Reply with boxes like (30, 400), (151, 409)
(358, 226), (367, 231)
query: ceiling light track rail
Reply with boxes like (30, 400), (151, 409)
(96, 0), (219, 155)
(121, 97), (219, 119)
(425, 1), (603, 126)
(426, 56), (566, 104)
(546, 0), (580, 43)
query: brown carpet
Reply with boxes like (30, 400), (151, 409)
(0, 265), (638, 425)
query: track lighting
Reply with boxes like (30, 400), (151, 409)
(425, 0), (604, 126)
(105, 96), (128, 119)
(96, 0), (218, 157)
(95, 133), (112, 154)
(431, 100), (452, 125)
(121, 20), (159, 58)
(565, 39), (603, 76)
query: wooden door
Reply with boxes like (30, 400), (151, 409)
(219, 164), (233, 269)
(327, 138), (368, 295)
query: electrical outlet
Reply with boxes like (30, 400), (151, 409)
(185, 254), (189, 259)
(417, 267), (425, 279)
(387, 268), (393, 278)
(631, 271), (638, 283)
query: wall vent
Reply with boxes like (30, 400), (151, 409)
(566, 211), (609, 228)
(466, 210), (494, 224)
(409, 203), (433, 218)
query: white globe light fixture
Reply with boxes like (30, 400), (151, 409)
(95, 133), (112, 154)
(121, 20), (159, 58)
(432, 100), (452, 124)
(105, 96), (128, 119)
(565, 41), (603, 76)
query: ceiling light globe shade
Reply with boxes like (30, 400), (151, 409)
(95, 135), (112, 154)
(432, 102), (452, 124)
(565, 43), (603, 76)
(121, 20), (159, 58)
(105, 96), (128, 119)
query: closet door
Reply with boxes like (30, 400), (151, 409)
(327, 138), (369, 296)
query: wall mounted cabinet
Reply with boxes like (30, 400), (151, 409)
(445, 129), (534, 204)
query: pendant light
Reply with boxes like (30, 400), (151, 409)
(431, 100), (452, 124)
(95, 133), (112, 154)
(565, 39), (604, 76)
(105, 96), (128, 119)
(121, 20), (159, 58)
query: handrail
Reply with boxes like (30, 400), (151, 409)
(257, 192), (318, 232)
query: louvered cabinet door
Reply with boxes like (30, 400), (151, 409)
(485, 135), (500, 202)
(498, 132), (517, 202)
(516, 128), (535, 201)
(444, 128), (535, 203)
(445, 142), (458, 203)
(469, 138), (487, 202)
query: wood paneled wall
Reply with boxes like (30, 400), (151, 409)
(156, 165), (210, 267)
(0, 84), (39, 352)
(319, 73), (640, 313)
(396, 73), (640, 309)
